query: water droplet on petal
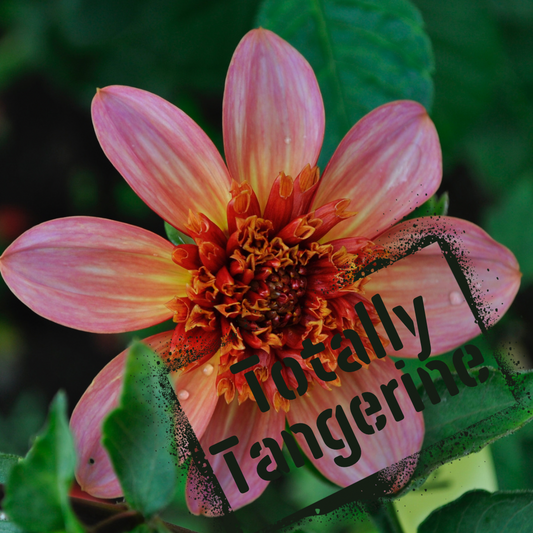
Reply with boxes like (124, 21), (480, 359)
(284, 137), (291, 144)
(203, 364), (214, 376)
(178, 390), (190, 401)
(449, 291), (464, 306)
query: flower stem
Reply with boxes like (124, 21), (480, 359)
(366, 501), (405, 533)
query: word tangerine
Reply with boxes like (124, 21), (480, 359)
(207, 293), (489, 494)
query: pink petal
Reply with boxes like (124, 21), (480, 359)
(0, 217), (190, 333)
(287, 358), (424, 489)
(223, 29), (325, 209)
(314, 101), (441, 240)
(171, 357), (220, 441)
(367, 217), (521, 357)
(72, 332), (171, 498)
(186, 397), (285, 515)
(71, 349), (126, 498)
(71, 332), (220, 498)
(92, 86), (232, 232)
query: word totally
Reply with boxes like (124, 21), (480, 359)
(230, 294), (432, 413)
(211, 342), (488, 494)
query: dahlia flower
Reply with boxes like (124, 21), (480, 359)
(0, 29), (520, 515)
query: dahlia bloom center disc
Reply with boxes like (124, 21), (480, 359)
(168, 166), (383, 413)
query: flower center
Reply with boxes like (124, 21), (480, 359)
(167, 169), (385, 411)
(209, 213), (327, 350)
(239, 264), (307, 332)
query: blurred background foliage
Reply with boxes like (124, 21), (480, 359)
(0, 0), (532, 531)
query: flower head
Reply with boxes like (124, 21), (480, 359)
(0, 29), (520, 514)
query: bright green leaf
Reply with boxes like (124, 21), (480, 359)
(2, 392), (84, 533)
(257, 0), (434, 166)
(418, 489), (533, 533)
(164, 222), (194, 246)
(397, 368), (533, 496)
(102, 341), (178, 518)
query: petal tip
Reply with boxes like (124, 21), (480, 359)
(92, 85), (127, 108)
(389, 99), (429, 116)
(242, 27), (280, 44)
(224, 28), (325, 208)
(92, 85), (111, 102)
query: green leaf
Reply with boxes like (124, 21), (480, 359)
(164, 222), (194, 246)
(464, 3), (533, 189)
(257, 0), (434, 166)
(0, 522), (26, 533)
(102, 341), (178, 518)
(2, 392), (84, 533)
(398, 368), (533, 495)
(484, 173), (533, 285)
(418, 489), (533, 533)
(491, 414), (533, 491)
(0, 455), (24, 533)
(0, 454), (21, 484)
(0, 391), (48, 457)
(421, 367), (516, 448)
(464, 107), (533, 194)
(403, 192), (449, 221)
(412, 0), (504, 161)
